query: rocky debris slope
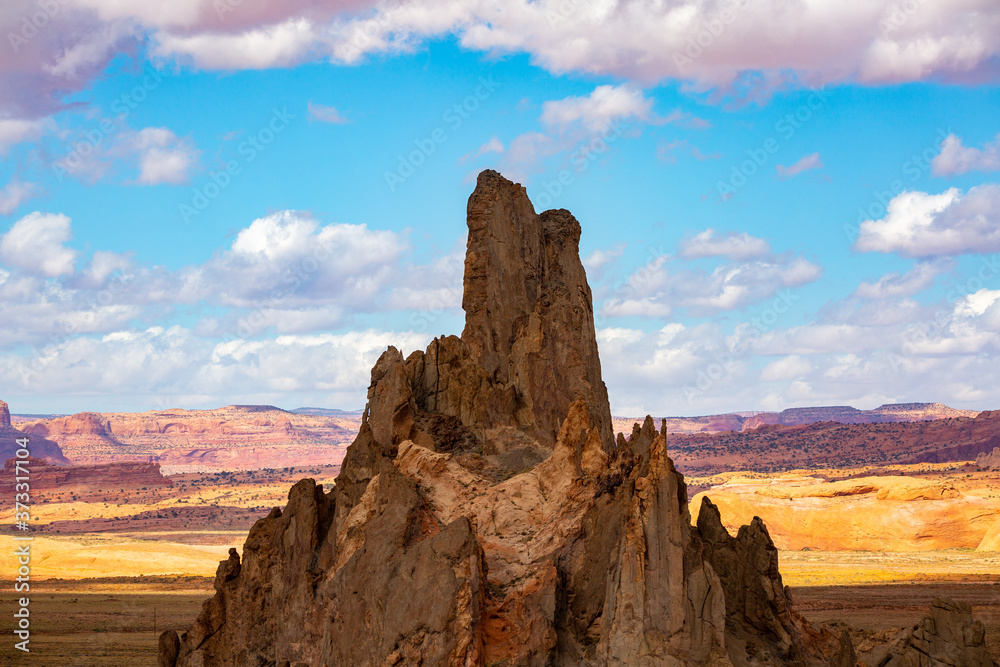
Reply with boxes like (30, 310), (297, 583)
(163, 171), (864, 666)
(878, 597), (996, 666)
(0, 399), (69, 464)
(977, 446), (1000, 469)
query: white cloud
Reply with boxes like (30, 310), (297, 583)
(603, 236), (820, 318)
(308, 102), (348, 124)
(540, 85), (654, 133)
(776, 152), (823, 179)
(5, 0), (1000, 126)
(854, 184), (1000, 257)
(0, 325), (432, 410)
(854, 259), (952, 299)
(584, 244), (625, 275)
(152, 18), (318, 69)
(679, 229), (770, 260)
(189, 210), (409, 311)
(497, 84), (699, 181)
(593, 279), (1000, 415)
(0, 181), (41, 214)
(0, 209), (457, 348)
(932, 133), (1000, 177)
(129, 127), (199, 185)
(473, 136), (504, 158)
(53, 125), (199, 186)
(760, 355), (812, 381)
(0, 117), (52, 154)
(43, 19), (136, 78)
(76, 250), (133, 288)
(316, 0), (1000, 94)
(0, 212), (77, 277)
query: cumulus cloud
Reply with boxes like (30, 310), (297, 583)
(151, 18), (319, 69)
(321, 0), (1000, 93)
(776, 152), (823, 179)
(0, 181), (42, 214)
(53, 125), (199, 185)
(497, 84), (702, 180)
(128, 127), (199, 185)
(75, 250), (133, 289)
(0, 209), (458, 350)
(853, 259), (952, 299)
(541, 85), (655, 133)
(461, 136), (504, 163)
(592, 276), (1000, 415)
(679, 229), (770, 260)
(4, 0), (1000, 125)
(307, 101), (348, 124)
(854, 184), (1000, 257)
(602, 246), (822, 318)
(584, 244), (625, 276)
(760, 355), (812, 381)
(0, 211), (77, 277)
(932, 133), (1000, 176)
(208, 211), (406, 306)
(0, 325), (431, 411)
(0, 117), (52, 154)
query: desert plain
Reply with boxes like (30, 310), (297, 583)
(4, 401), (1000, 664)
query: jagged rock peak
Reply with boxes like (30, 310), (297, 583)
(162, 172), (931, 667)
(0, 400), (9, 427)
(461, 170), (612, 447)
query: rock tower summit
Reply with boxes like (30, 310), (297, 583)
(161, 171), (855, 666)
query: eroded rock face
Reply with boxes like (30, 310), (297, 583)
(698, 498), (855, 666)
(462, 170), (612, 448)
(879, 597), (996, 667)
(0, 399), (69, 465)
(0, 457), (170, 495)
(163, 171), (918, 666)
(977, 446), (1000, 469)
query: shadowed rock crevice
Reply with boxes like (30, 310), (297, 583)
(161, 171), (990, 666)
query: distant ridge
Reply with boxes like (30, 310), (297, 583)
(613, 401), (979, 435)
(290, 407), (363, 416)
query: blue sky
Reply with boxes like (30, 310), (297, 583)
(2, 0), (1000, 416)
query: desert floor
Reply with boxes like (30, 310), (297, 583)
(1, 575), (997, 665)
(2, 463), (999, 664)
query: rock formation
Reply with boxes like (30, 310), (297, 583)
(977, 446), (1000, 469)
(162, 171), (856, 666)
(878, 597), (996, 666)
(691, 476), (997, 551)
(0, 399), (69, 464)
(0, 456), (170, 496)
(669, 411), (1000, 476)
(21, 404), (356, 470)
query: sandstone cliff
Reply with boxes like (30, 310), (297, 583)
(21, 404), (356, 470)
(692, 476), (998, 552)
(0, 456), (170, 495)
(977, 446), (1000, 469)
(162, 171), (858, 666)
(0, 399), (69, 464)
